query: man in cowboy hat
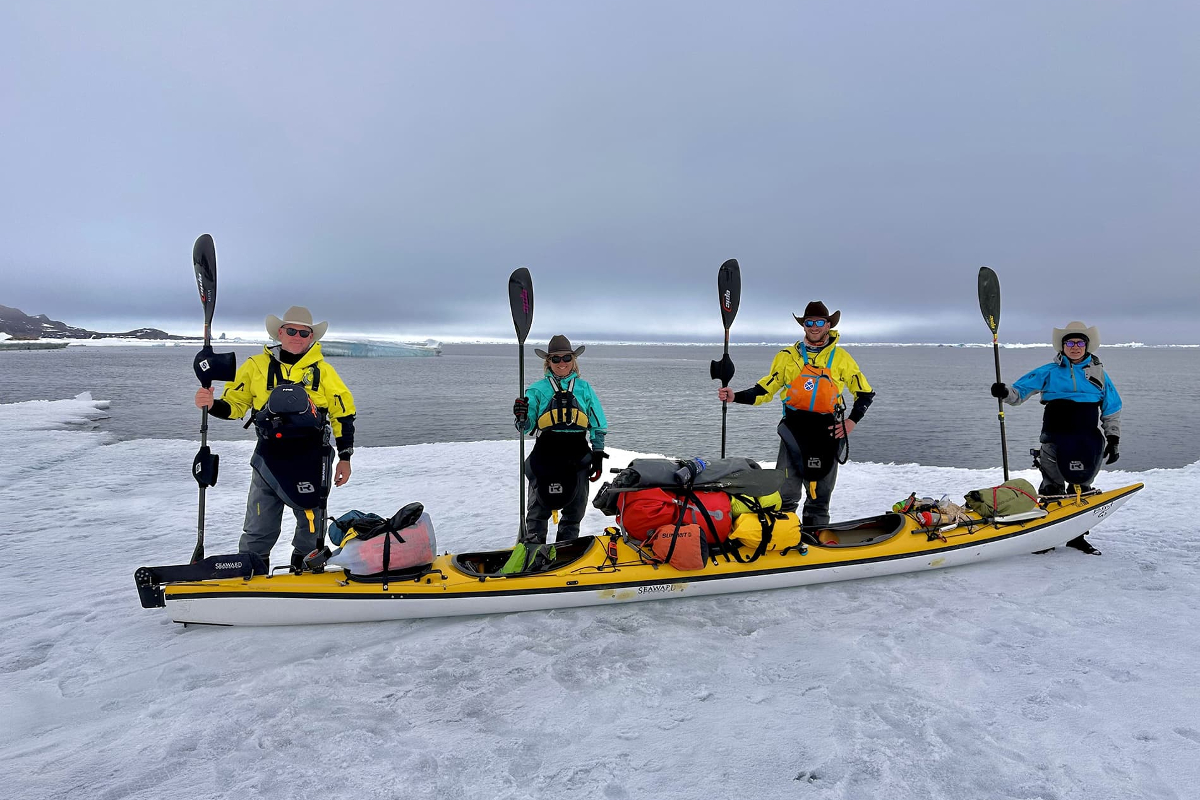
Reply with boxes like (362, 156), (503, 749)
(194, 305), (357, 571)
(513, 334), (608, 544)
(990, 320), (1122, 555)
(717, 301), (875, 529)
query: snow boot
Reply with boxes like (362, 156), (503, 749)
(289, 550), (306, 574)
(1065, 534), (1101, 555)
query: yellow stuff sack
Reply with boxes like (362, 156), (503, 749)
(729, 491), (783, 518)
(730, 511), (802, 551)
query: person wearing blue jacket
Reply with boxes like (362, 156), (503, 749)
(990, 320), (1122, 555)
(512, 335), (609, 544)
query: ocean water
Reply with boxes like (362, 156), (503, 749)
(2, 342), (1196, 471)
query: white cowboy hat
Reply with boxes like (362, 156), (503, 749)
(265, 306), (328, 342)
(1052, 320), (1099, 354)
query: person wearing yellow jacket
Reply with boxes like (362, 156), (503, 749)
(717, 301), (874, 528)
(194, 306), (356, 570)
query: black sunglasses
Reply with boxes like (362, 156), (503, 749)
(284, 327), (312, 338)
(550, 354), (574, 364)
(1063, 339), (1087, 348)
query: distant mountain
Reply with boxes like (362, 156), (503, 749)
(0, 304), (186, 340)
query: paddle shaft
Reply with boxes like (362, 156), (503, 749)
(720, 328), (730, 458)
(990, 332), (1010, 481)
(518, 342), (526, 541)
(193, 329), (210, 564)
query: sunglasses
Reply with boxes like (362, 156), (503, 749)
(549, 354), (574, 364)
(283, 327), (312, 338)
(803, 319), (828, 328)
(1063, 339), (1087, 348)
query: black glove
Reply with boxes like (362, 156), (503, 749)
(1104, 435), (1120, 464)
(513, 397), (529, 427)
(990, 382), (1008, 399)
(589, 450), (609, 482)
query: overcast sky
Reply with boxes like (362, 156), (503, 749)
(2, 1), (1197, 344)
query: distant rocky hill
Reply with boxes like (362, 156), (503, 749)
(0, 304), (187, 340)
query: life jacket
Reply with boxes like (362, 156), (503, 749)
(526, 375), (593, 511)
(534, 376), (592, 432)
(265, 357), (321, 392)
(782, 347), (841, 415)
(252, 384), (326, 444)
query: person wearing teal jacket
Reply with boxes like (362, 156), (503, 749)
(512, 335), (608, 544)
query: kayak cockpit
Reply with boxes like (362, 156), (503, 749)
(810, 512), (907, 547)
(452, 536), (597, 577)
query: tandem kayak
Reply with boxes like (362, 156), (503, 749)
(139, 483), (1142, 627)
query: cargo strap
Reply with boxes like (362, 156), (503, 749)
(726, 494), (777, 564)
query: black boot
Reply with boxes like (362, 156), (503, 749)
(1065, 534), (1101, 555)
(289, 550), (306, 574)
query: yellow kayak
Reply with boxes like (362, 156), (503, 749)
(141, 483), (1143, 627)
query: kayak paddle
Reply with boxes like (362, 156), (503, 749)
(710, 259), (741, 457)
(977, 266), (1010, 480)
(190, 234), (219, 563)
(508, 268), (535, 542)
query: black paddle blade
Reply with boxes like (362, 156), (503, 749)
(193, 234), (217, 328)
(718, 259), (741, 330)
(978, 266), (1000, 334)
(508, 267), (534, 343)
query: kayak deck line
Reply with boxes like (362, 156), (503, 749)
(156, 482), (1143, 626)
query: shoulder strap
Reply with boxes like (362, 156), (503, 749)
(267, 359), (284, 390)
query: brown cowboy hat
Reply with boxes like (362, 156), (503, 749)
(265, 306), (328, 342)
(534, 334), (585, 359)
(792, 300), (841, 329)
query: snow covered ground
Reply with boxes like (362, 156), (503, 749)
(2, 395), (1197, 799)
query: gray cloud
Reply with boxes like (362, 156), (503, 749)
(3, 1), (1197, 344)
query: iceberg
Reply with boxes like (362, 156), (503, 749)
(320, 338), (442, 358)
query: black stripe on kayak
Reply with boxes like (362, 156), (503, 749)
(168, 487), (1140, 604)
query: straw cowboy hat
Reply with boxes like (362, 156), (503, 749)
(1052, 320), (1099, 354)
(534, 334), (585, 359)
(265, 306), (328, 341)
(792, 300), (841, 329)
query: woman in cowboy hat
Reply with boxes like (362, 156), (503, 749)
(194, 305), (357, 571)
(990, 320), (1123, 555)
(512, 335), (608, 544)
(717, 300), (875, 529)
